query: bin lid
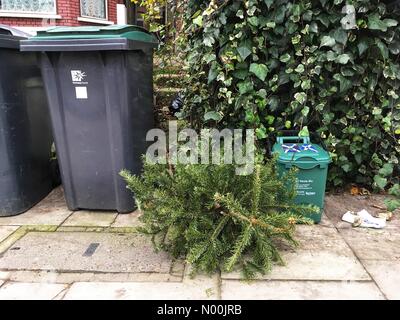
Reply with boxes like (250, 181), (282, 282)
(0, 24), (31, 49)
(272, 142), (331, 164)
(20, 25), (159, 52)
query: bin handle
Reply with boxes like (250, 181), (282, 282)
(284, 162), (328, 169)
(277, 136), (311, 145)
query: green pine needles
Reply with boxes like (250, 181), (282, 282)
(121, 158), (317, 279)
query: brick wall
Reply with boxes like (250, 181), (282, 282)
(0, 0), (125, 28)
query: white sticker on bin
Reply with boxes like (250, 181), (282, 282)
(75, 86), (88, 99)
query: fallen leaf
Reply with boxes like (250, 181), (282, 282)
(350, 186), (359, 195)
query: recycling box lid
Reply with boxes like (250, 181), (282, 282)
(20, 25), (159, 52)
(272, 136), (331, 168)
(0, 24), (31, 49)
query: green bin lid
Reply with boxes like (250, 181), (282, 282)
(273, 142), (331, 163)
(32, 25), (158, 44)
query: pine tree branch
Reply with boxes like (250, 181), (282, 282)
(225, 223), (253, 272)
(251, 164), (261, 215)
(187, 215), (230, 263)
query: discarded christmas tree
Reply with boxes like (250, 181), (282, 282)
(121, 158), (317, 278)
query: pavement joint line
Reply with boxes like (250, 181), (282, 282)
(169, 259), (185, 278)
(0, 227), (28, 256)
(219, 278), (376, 283)
(0, 279), (7, 289)
(57, 210), (75, 228)
(359, 258), (400, 261)
(216, 269), (222, 300)
(53, 284), (73, 300)
(0, 268), (184, 278)
(109, 213), (120, 227)
(334, 225), (389, 300)
(11, 225), (139, 234)
(22, 225), (58, 232)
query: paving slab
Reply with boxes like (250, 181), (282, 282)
(222, 225), (370, 281)
(62, 211), (117, 227)
(0, 282), (67, 300)
(111, 210), (142, 228)
(338, 228), (400, 260)
(0, 226), (19, 243)
(0, 232), (175, 274)
(221, 280), (385, 300)
(318, 214), (335, 228)
(63, 278), (218, 300)
(0, 271), (9, 280)
(0, 188), (72, 226)
(361, 260), (400, 300)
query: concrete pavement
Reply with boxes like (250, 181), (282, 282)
(0, 187), (398, 300)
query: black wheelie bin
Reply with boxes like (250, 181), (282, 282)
(0, 25), (55, 217)
(21, 25), (158, 213)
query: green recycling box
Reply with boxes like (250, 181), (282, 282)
(272, 136), (331, 223)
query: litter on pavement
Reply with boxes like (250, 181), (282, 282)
(342, 209), (386, 229)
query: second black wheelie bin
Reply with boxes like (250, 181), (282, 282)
(0, 25), (55, 217)
(21, 25), (158, 213)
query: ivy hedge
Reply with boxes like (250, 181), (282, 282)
(179, 0), (400, 190)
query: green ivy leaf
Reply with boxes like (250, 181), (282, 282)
(368, 13), (388, 32)
(333, 29), (348, 45)
(384, 199), (400, 212)
(203, 36), (215, 47)
(299, 126), (310, 137)
(256, 126), (268, 139)
(357, 38), (370, 56)
(320, 35), (336, 47)
(341, 164), (351, 173)
(333, 74), (353, 93)
(295, 64), (305, 73)
(383, 19), (398, 28)
(301, 106), (310, 117)
(249, 63), (269, 81)
(301, 80), (311, 90)
(208, 63), (219, 84)
(237, 81), (254, 95)
(374, 175), (387, 190)
(232, 69), (249, 80)
(379, 163), (394, 177)
(389, 184), (400, 197)
(354, 92), (366, 101)
(268, 96), (279, 111)
(264, 0), (274, 9)
(294, 92), (307, 104)
(310, 22), (319, 33)
(204, 111), (222, 122)
(280, 53), (291, 63)
(336, 54), (351, 64)
(193, 14), (203, 27)
(237, 41), (252, 61)
(248, 16), (259, 27)
(375, 39), (389, 59)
